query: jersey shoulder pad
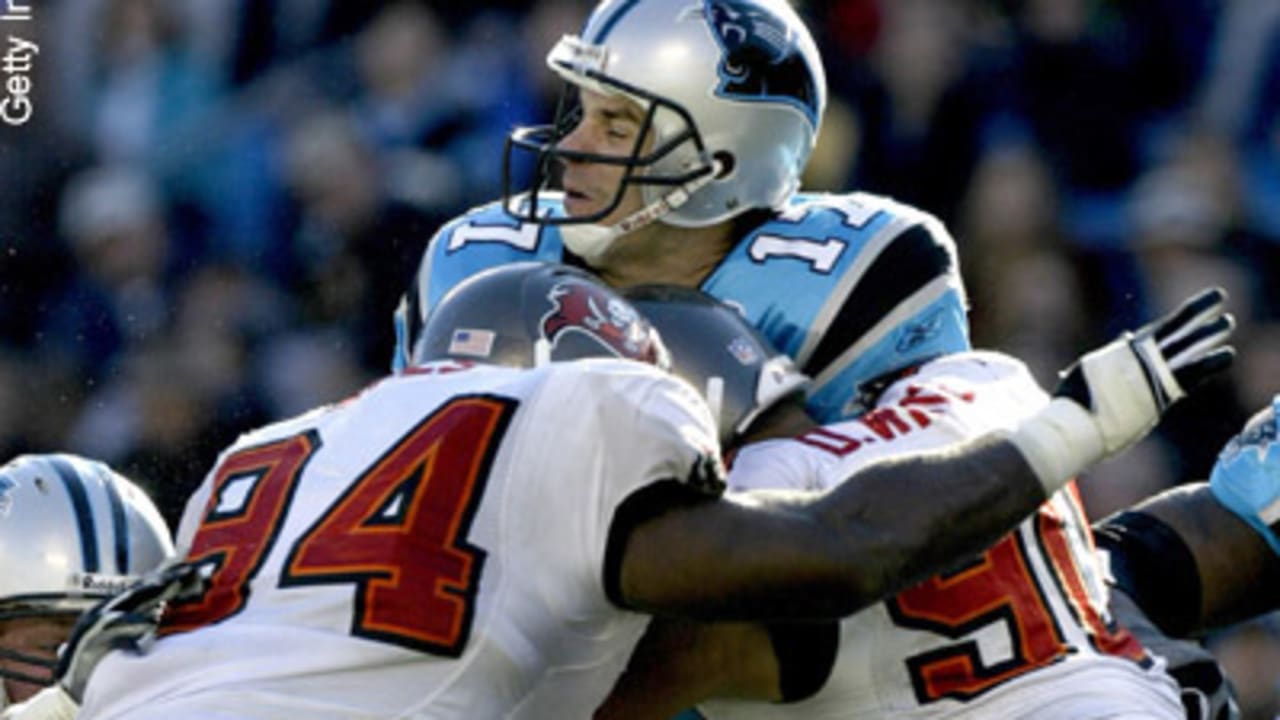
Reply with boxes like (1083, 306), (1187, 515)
(417, 199), (567, 310)
(879, 350), (1048, 429)
(542, 360), (726, 495)
(731, 191), (959, 281)
(427, 199), (564, 255)
(902, 350), (1040, 394)
(778, 191), (947, 241)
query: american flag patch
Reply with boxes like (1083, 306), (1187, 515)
(449, 329), (495, 358)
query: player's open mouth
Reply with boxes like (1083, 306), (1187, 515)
(563, 188), (595, 213)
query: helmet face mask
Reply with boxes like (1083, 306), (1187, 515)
(502, 0), (826, 258)
(503, 69), (716, 231)
(0, 613), (78, 703)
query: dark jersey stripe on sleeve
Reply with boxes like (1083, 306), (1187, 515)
(803, 223), (956, 378)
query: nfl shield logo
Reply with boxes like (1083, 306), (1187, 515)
(728, 336), (759, 365)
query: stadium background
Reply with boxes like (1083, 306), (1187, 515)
(0, 0), (1276, 715)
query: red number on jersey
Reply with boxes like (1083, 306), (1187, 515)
(162, 395), (517, 657)
(281, 396), (513, 655)
(163, 431), (320, 634)
(888, 489), (1146, 702)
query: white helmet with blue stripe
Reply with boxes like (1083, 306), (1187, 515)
(0, 454), (173, 699)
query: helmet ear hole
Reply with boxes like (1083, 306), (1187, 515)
(713, 151), (735, 178)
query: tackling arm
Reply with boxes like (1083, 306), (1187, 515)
(615, 287), (1235, 620)
(616, 435), (1046, 620)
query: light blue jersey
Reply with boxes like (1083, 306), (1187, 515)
(394, 191), (970, 422)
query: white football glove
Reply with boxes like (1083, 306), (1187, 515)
(1012, 287), (1235, 494)
(54, 562), (208, 702)
(1210, 394), (1280, 556)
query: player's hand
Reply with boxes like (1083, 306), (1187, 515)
(1055, 287), (1234, 456)
(54, 562), (208, 702)
(1210, 394), (1280, 557)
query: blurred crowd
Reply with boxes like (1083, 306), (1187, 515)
(0, 0), (1277, 715)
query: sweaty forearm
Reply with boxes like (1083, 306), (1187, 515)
(812, 432), (1047, 609)
(618, 435), (1043, 620)
(619, 433), (1047, 620)
(1100, 483), (1280, 635)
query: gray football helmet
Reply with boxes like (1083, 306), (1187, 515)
(624, 284), (808, 445)
(0, 454), (173, 699)
(411, 261), (669, 370)
(503, 0), (827, 261)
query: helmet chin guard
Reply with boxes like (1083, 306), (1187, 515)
(553, 156), (723, 264)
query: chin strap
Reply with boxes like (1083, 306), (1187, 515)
(560, 159), (723, 265)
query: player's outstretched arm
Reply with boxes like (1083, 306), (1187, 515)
(617, 433), (1044, 619)
(615, 288), (1235, 621)
(1096, 395), (1280, 640)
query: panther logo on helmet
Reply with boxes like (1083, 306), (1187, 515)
(541, 279), (660, 364)
(705, 0), (821, 125)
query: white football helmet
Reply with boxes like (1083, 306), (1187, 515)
(503, 0), (827, 260)
(0, 454), (174, 701)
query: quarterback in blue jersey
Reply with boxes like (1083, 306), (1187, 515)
(396, 191), (967, 422)
(392, 0), (968, 424)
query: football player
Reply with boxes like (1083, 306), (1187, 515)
(0, 454), (173, 720)
(392, 0), (967, 424)
(598, 288), (1272, 720)
(73, 262), (1225, 719)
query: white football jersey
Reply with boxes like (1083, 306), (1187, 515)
(703, 351), (1182, 719)
(79, 359), (724, 720)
